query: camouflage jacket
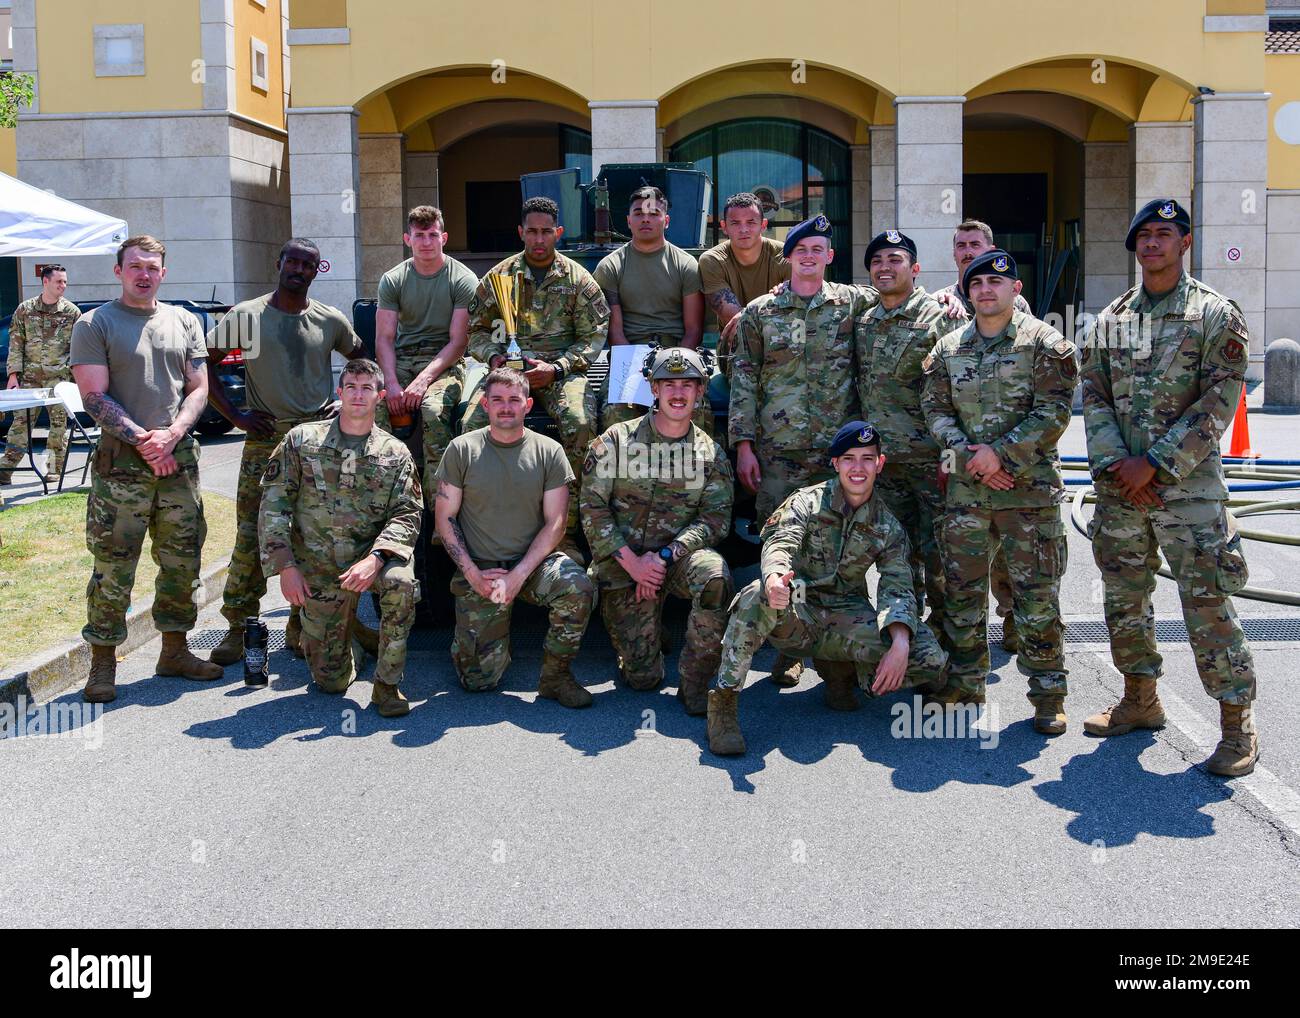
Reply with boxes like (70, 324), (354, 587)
(932, 282), (1032, 317)
(1081, 273), (1248, 502)
(922, 310), (1078, 508)
(729, 281), (877, 453)
(467, 250), (609, 375)
(4, 296), (80, 381)
(854, 285), (946, 463)
(259, 419), (422, 576)
(580, 413), (734, 588)
(760, 478), (917, 635)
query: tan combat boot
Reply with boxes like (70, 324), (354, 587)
(371, 680), (411, 718)
(706, 687), (746, 755)
(83, 644), (118, 703)
(1001, 614), (1019, 654)
(209, 625), (245, 666)
(925, 684), (986, 707)
(1033, 694), (1067, 736)
(1206, 701), (1259, 777)
(1083, 676), (1165, 737)
(768, 653), (803, 688)
(537, 650), (593, 708)
(284, 608), (305, 658)
(818, 660), (860, 712)
(676, 668), (709, 716)
(156, 632), (223, 680)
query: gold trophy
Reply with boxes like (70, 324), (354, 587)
(488, 273), (525, 370)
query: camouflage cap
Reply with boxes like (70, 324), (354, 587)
(644, 345), (711, 381)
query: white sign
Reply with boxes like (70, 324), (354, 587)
(607, 344), (655, 407)
(1226, 246), (1241, 263)
(318, 259), (332, 274)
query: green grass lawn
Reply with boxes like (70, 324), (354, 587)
(0, 491), (237, 672)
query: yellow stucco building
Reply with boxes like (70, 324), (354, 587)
(8, 0), (1300, 379)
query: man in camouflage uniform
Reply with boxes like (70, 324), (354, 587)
(854, 230), (948, 634)
(707, 421), (949, 756)
(581, 347), (734, 715)
(1081, 198), (1259, 777)
(921, 249), (1077, 735)
(258, 359), (421, 717)
(205, 239), (367, 666)
(932, 219), (1032, 654)
(466, 196), (609, 539)
(730, 213), (876, 687)
(436, 367), (594, 708)
(1, 264), (79, 484)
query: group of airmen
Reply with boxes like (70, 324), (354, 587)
(2, 183), (1259, 777)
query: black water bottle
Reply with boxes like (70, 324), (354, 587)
(243, 617), (269, 686)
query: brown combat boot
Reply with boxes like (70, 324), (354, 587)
(1083, 676), (1165, 737)
(156, 631), (223, 680)
(538, 650), (593, 708)
(706, 687), (746, 755)
(818, 660), (860, 712)
(676, 669), (709, 716)
(209, 626), (244, 666)
(1033, 694), (1067, 736)
(82, 644), (118, 703)
(371, 680), (411, 718)
(768, 653), (803, 688)
(1001, 613), (1019, 654)
(284, 608), (304, 658)
(925, 683), (986, 707)
(1206, 701), (1259, 777)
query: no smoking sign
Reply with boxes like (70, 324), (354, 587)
(317, 259), (332, 274)
(1225, 246), (1242, 263)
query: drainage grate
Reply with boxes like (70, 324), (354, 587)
(993, 617), (1300, 644)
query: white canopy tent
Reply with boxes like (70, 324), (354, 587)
(0, 172), (127, 258)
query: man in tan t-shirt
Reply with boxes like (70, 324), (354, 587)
(435, 367), (595, 708)
(696, 191), (791, 374)
(70, 235), (222, 703)
(204, 237), (368, 666)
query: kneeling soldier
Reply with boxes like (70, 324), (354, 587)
(258, 359), (421, 716)
(707, 421), (949, 755)
(581, 347), (735, 714)
(436, 367), (595, 707)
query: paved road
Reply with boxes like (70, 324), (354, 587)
(2, 415), (1299, 927)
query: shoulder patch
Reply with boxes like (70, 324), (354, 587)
(922, 351), (938, 374)
(263, 458), (281, 483)
(467, 294), (481, 316)
(1049, 337), (1076, 358)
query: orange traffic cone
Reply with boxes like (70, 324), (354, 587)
(1228, 384), (1255, 458)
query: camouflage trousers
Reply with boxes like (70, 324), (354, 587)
(450, 551), (595, 691)
(938, 506), (1068, 701)
(374, 349), (463, 511)
(755, 447), (833, 526)
(990, 546), (1013, 619)
(298, 558), (418, 692)
(83, 435), (205, 646)
(1, 370), (69, 474)
(1091, 496), (1255, 704)
(464, 372), (596, 533)
(876, 459), (946, 625)
(715, 579), (948, 692)
(597, 548), (733, 691)
(601, 395), (713, 436)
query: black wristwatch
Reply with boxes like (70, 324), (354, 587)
(551, 361), (566, 381)
(372, 549), (390, 564)
(658, 546), (676, 564)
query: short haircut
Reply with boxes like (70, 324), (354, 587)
(521, 196), (560, 225)
(723, 192), (763, 218)
(629, 185), (668, 212)
(117, 235), (166, 267)
(407, 205), (445, 231)
(340, 358), (384, 388)
(40, 263), (67, 279)
(484, 366), (530, 398)
(954, 219), (995, 245)
(278, 238), (321, 264)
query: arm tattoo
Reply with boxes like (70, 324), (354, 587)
(83, 391), (146, 445)
(435, 480), (454, 501)
(171, 358), (210, 433)
(602, 288), (620, 307)
(445, 515), (475, 573)
(707, 287), (739, 313)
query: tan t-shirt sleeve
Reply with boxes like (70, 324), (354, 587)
(697, 250), (728, 296)
(332, 311), (361, 355)
(592, 254), (619, 296)
(69, 315), (108, 368)
(184, 311), (208, 360)
(377, 268), (401, 311)
(435, 437), (467, 487)
(679, 251), (702, 296)
(450, 264), (478, 309)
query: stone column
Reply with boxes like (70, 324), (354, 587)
(1129, 120), (1192, 286)
(894, 97), (964, 293)
(850, 143), (871, 285)
(1193, 92), (1269, 382)
(359, 133), (406, 296)
(199, 0), (236, 112)
(869, 125), (896, 238)
(1082, 141), (1131, 313)
(588, 100), (658, 178)
(1266, 190), (1300, 351)
(289, 107), (362, 318)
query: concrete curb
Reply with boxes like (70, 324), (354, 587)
(0, 561), (229, 710)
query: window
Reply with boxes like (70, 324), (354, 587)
(93, 24), (144, 77)
(250, 36), (268, 92)
(559, 125), (592, 183)
(670, 118), (852, 281)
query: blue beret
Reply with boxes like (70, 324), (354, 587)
(1125, 198), (1190, 251)
(864, 229), (917, 268)
(782, 214), (834, 258)
(829, 420), (880, 458)
(961, 248), (1017, 297)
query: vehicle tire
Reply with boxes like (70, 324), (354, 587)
(196, 418), (235, 437)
